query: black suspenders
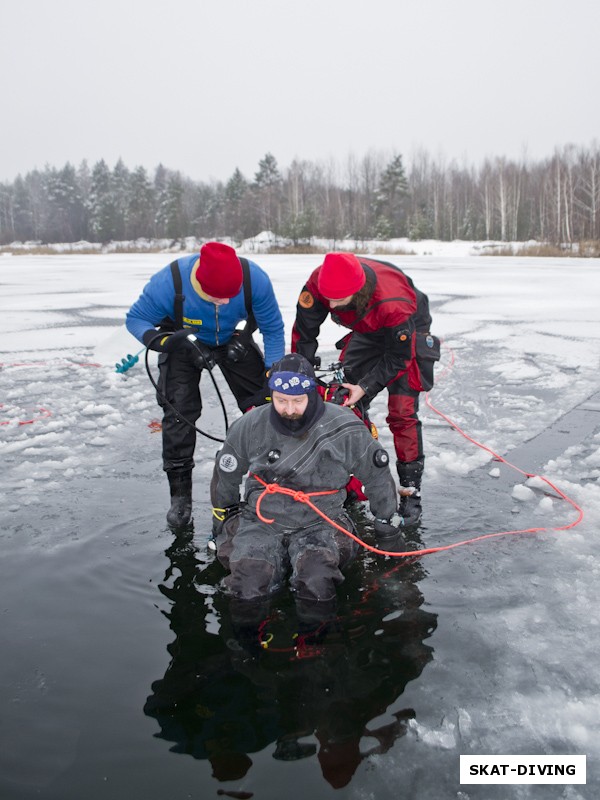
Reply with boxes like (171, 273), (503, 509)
(238, 257), (256, 335)
(169, 260), (185, 331)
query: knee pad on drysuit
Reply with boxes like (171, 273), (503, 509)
(291, 547), (343, 603)
(225, 557), (281, 600)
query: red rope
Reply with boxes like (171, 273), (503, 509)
(253, 476), (338, 524)
(249, 341), (584, 559)
(0, 361), (101, 427)
(0, 360), (101, 368)
(252, 473), (424, 558)
(256, 612), (330, 657)
(424, 391), (584, 534)
(0, 404), (52, 427)
(423, 340), (584, 538)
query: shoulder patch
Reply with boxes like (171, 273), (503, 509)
(299, 290), (315, 309)
(219, 453), (238, 472)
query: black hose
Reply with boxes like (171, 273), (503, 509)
(144, 333), (229, 444)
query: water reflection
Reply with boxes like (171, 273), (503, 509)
(144, 527), (437, 791)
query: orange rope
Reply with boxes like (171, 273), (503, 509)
(252, 473), (424, 558)
(0, 404), (52, 427)
(424, 390), (584, 534)
(249, 340), (584, 560)
(253, 475), (338, 524)
(0, 360), (101, 368)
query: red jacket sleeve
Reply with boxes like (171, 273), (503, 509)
(290, 268), (330, 363)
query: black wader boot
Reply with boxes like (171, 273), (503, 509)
(166, 469), (193, 529)
(397, 458), (424, 527)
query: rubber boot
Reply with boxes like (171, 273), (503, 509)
(397, 458), (424, 527)
(166, 469), (193, 529)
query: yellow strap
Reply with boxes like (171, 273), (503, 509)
(212, 507), (226, 521)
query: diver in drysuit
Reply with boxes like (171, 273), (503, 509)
(210, 353), (403, 606)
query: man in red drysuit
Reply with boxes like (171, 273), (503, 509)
(291, 253), (440, 527)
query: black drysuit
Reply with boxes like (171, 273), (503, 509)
(211, 401), (397, 602)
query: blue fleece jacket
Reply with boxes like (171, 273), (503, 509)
(126, 254), (285, 367)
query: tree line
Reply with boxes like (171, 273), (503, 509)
(1, 144), (599, 246)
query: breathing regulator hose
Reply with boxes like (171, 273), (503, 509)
(143, 332), (229, 444)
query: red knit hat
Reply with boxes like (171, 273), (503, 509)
(196, 242), (243, 298)
(317, 253), (366, 299)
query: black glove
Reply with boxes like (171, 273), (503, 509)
(142, 328), (193, 353)
(327, 384), (350, 405)
(374, 513), (404, 542)
(187, 338), (217, 370)
(226, 330), (252, 363)
(143, 329), (216, 369)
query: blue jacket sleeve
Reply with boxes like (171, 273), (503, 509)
(249, 263), (285, 367)
(125, 266), (176, 343)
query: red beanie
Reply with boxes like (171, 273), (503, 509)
(196, 242), (243, 298)
(317, 253), (366, 299)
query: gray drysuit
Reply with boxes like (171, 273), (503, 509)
(211, 402), (397, 602)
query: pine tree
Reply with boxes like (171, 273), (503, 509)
(254, 153), (282, 231)
(190, 182), (222, 239)
(126, 166), (155, 239)
(376, 154), (409, 237)
(89, 160), (117, 243)
(76, 161), (92, 238)
(153, 164), (169, 237)
(254, 152), (281, 188)
(408, 206), (434, 240)
(225, 167), (249, 203)
(0, 182), (11, 243)
(156, 172), (185, 240)
(44, 163), (86, 241)
(282, 207), (317, 245)
(112, 158), (130, 240)
(223, 167), (253, 241)
(9, 176), (34, 241)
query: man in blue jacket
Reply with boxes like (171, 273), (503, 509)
(126, 242), (285, 529)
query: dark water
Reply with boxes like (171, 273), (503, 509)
(1, 471), (438, 800)
(2, 449), (591, 800)
(1, 346), (598, 799)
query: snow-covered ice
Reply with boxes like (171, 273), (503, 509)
(1, 250), (599, 799)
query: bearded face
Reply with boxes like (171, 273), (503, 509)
(272, 391), (309, 420)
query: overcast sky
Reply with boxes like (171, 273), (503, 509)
(2, 0), (599, 184)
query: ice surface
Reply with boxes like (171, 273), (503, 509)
(1, 250), (599, 799)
